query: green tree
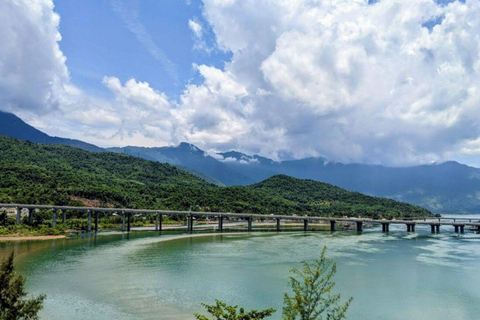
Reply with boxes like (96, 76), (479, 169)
(0, 252), (45, 320)
(282, 246), (352, 320)
(194, 299), (276, 320)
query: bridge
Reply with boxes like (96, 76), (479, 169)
(1, 203), (480, 234)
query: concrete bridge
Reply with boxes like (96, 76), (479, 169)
(1, 203), (480, 234)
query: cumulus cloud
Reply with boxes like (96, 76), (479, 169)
(0, 0), (68, 113)
(3, 0), (480, 166)
(182, 0), (480, 165)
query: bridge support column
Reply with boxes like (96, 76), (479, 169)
(94, 211), (99, 232)
(28, 208), (33, 225)
(460, 225), (465, 233)
(382, 223), (389, 233)
(218, 215), (223, 232)
(87, 210), (92, 232)
(276, 218), (281, 231)
(430, 224), (435, 233)
(247, 217), (252, 231)
(127, 212), (131, 232)
(436, 224), (440, 233)
(62, 210), (66, 224)
(454, 225), (459, 233)
(52, 209), (57, 228)
(155, 213), (160, 231)
(121, 211), (125, 231)
(407, 223), (415, 232)
(188, 214), (194, 233)
(356, 221), (363, 232)
(16, 207), (21, 225)
(330, 220), (336, 232)
(304, 219), (309, 231)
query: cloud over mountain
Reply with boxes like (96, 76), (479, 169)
(2, 0), (480, 166)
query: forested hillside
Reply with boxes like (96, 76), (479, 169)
(0, 136), (431, 218)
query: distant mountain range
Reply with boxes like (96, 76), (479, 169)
(2, 110), (480, 214)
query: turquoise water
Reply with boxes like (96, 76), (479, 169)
(2, 222), (480, 320)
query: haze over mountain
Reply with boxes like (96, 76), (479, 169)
(2, 110), (480, 214)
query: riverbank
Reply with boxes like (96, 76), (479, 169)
(0, 235), (66, 242)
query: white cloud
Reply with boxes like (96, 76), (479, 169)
(3, 0), (480, 166)
(188, 19), (203, 38)
(0, 0), (68, 113)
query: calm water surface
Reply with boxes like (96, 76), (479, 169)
(2, 219), (480, 320)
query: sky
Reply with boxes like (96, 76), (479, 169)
(1, 0), (480, 167)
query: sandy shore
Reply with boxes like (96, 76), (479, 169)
(0, 235), (66, 242)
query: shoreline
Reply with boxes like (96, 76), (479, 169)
(0, 235), (66, 242)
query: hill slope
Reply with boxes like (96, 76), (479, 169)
(0, 136), (430, 218)
(0, 110), (105, 152)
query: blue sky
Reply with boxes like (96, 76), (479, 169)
(54, 0), (229, 100)
(2, 0), (480, 167)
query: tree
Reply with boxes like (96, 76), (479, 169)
(0, 252), (45, 320)
(194, 299), (276, 320)
(282, 246), (352, 320)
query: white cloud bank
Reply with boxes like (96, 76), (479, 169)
(2, 0), (480, 166)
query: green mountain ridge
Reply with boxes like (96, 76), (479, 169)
(0, 135), (430, 218)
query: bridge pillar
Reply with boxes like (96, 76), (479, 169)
(330, 220), (336, 232)
(188, 214), (194, 233)
(87, 210), (92, 232)
(407, 223), (415, 232)
(356, 221), (363, 232)
(460, 225), (465, 233)
(94, 211), (99, 232)
(382, 222), (389, 233)
(218, 215), (223, 232)
(127, 212), (131, 232)
(276, 218), (281, 231)
(52, 209), (57, 228)
(155, 213), (160, 231)
(454, 225), (459, 233)
(247, 216), (252, 231)
(121, 211), (125, 231)
(62, 210), (66, 224)
(28, 208), (33, 225)
(304, 219), (309, 231)
(15, 207), (21, 225)
(436, 224), (440, 233)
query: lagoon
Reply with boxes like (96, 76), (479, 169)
(2, 220), (480, 320)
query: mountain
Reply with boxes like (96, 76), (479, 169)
(0, 135), (429, 218)
(216, 153), (480, 214)
(0, 110), (105, 152)
(1, 110), (477, 214)
(107, 143), (251, 186)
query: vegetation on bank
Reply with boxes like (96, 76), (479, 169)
(0, 253), (45, 319)
(0, 136), (431, 227)
(195, 247), (351, 320)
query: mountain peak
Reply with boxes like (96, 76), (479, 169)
(178, 142), (202, 152)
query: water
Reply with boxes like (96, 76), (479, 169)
(2, 220), (480, 320)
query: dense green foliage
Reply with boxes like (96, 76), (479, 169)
(194, 300), (276, 320)
(282, 247), (352, 320)
(0, 252), (45, 320)
(0, 136), (430, 218)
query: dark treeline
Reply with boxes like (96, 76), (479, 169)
(0, 136), (431, 218)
